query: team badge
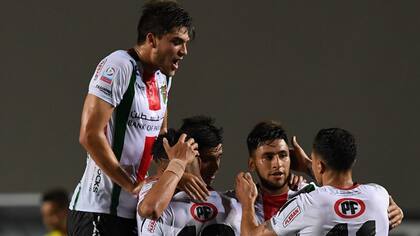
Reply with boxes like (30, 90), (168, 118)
(334, 198), (366, 219)
(160, 84), (168, 104)
(190, 203), (218, 222)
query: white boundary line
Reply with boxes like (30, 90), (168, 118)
(0, 193), (41, 207)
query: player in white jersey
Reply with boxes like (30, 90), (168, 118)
(226, 121), (401, 228)
(236, 128), (398, 235)
(139, 181), (242, 235)
(68, 1), (195, 235)
(137, 117), (240, 235)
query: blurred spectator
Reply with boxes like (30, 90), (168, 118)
(40, 188), (69, 236)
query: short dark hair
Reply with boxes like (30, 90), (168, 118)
(137, 0), (195, 43)
(247, 121), (289, 156)
(152, 128), (180, 161)
(41, 188), (69, 209)
(313, 128), (357, 171)
(179, 116), (223, 151)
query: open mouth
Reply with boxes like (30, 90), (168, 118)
(171, 58), (180, 70)
(270, 171), (284, 177)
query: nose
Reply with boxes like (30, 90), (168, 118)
(272, 155), (282, 169)
(179, 43), (188, 56)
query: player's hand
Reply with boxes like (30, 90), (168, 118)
(178, 172), (210, 202)
(163, 133), (199, 164)
(290, 136), (312, 174)
(388, 196), (404, 230)
(131, 180), (145, 196)
(235, 172), (258, 207)
(288, 173), (306, 191)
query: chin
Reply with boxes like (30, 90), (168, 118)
(161, 69), (176, 77)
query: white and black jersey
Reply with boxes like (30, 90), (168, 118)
(268, 184), (390, 235)
(137, 181), (242, 235)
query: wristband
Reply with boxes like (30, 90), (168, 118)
(164, 159), (187, 179)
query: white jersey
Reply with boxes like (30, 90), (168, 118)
(268, 184), (390, 235)
(137, 181), (242, 235)
(70, 50), (171, 219)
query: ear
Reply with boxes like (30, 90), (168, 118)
(146, 32), (157, 48)
(248, 157), (256, 171)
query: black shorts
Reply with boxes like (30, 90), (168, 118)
(67, 210), (137, 236)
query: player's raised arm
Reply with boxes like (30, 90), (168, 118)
(138, 134), (199, 220)
(236, 172), (277, 236)
(290, 136), (314, 177)
(79, 94), (139, 194)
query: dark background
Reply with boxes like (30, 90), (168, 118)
(1, 0), (419, 214)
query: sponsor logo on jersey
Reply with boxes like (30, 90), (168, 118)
(190, 203), (218, 222)
(94, 59), (107, 79)
(100, 76), (112, 84)
(147, 220), (157, 233)
(95, 84), (112, 97)
(334, 198), (366, 219)
(282, 206), (301, 227)
(100, 66), (116, 84)
(105, 66), (115, 77)
(93, 169), (101, 193)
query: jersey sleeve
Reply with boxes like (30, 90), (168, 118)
(268, 195), (309, 235)
(88, 54), (134, 107)
(138, 218), (165, 235)
(367, 183), (390, 207)
(138, 205), (174, 235)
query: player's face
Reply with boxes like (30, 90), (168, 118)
(199, 144), (223, 186)
(250, 139), (290, 194)
(153, 26), (190, 77)
(40, 201), (66, 231)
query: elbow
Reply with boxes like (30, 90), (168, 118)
(79, 129), (98, 150)
(138, 203), (162, 220)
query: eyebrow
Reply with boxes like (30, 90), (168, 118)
(263, 150), (288, 156)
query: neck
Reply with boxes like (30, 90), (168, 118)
(260, 183), (289, 196)
(322, 169), (354, 189)
(133, 44), (158, 77)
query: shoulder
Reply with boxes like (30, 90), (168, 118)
(360, 183), (389, 198)
(288, 182), (317, 199)
(222, 189), (237, 199)
(101, 50), (135, 73)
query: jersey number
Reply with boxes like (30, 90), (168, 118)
(178, 224), (235, 236)
(326, 220), (375, 236)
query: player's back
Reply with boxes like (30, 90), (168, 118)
(270, 183), (389, 235)
(138, 190), (241, 235)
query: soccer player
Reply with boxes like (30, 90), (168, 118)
(137, 117), (242, 235)
(67, 1), (195, 235)
(231, 121), (317, 223)
(236, 127), (399, 235)
(240, 121), (403, 227)
(41, 188), (69, 236)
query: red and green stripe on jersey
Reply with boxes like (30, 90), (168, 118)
(110, 64), (162, 215)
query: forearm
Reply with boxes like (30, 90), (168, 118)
(241, 203), (259, 236)
(139, 159), (186, 219)
(81, 132), (135, 192)
(241, 203), (276, 236)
